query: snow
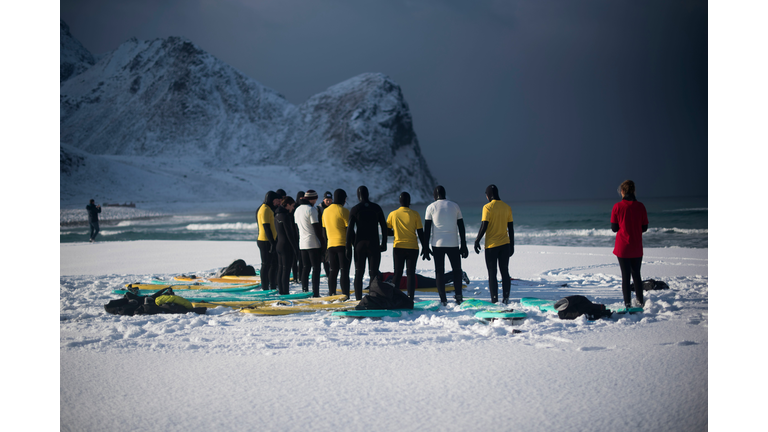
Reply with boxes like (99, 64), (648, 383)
(60, 242), (708, 431)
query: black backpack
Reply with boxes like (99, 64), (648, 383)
(356, 274), (414, 310)
(104, 287), (206, 316)
(642, 279), (669, 291)
(554, 295), (612, 320)
(217, 259), (257, 277)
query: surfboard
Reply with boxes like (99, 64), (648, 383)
(520, 297), (558, 312)
(240, 300), (359, 315)
(121, 283), (259, 292)
(474, 310), (527, 321)
(193, 294), (347, 309)
(330, 300), (441, 319)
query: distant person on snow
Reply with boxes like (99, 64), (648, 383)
(256, 191), (282, 291)
(85, 200), (101, 243)
(86, 199), (101, 242)
(474, 185), (514, 304)
(346, 185), (388, 301)
(387, 191), (430, 300)
(424, 185), (469, 305)
(275, 196), (300, 295)
(611, 180), (649, 309)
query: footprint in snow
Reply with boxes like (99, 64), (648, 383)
(677, 340), (698, 346)
(578, 346), (608, 351)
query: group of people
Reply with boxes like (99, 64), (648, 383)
(255, 180), (648, 309)
(255, 184), (517, 305)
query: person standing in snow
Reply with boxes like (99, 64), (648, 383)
(257, 191), (281, 291)
(346, 185), (388, 301)
(86, 199), (101, 242)
(322, 189), (352, 296)
(318, 190), (334, 278)
(473, 185), (514, 304)
(387, 191), (430, 300)
(611, 180), (649, 309)
(275, 197), (300, 295)
(294, 190), (326, 297)
(424, 185), (469, 305)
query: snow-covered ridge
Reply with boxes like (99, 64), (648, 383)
(60, 21), (436, 208)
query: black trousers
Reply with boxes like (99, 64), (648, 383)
(327, 246), (350, 296)
(301, 248), (322, 297)
(393, 248), (419, 299)
(257, 240), (278, 291)
(276, 244), (294, 295)
(89, 220), (100, 241)
(617, 256), (643, 306)
(485, 243), (511, 303)
(434, 247), (462, 303)
(353, 241), (382, 301)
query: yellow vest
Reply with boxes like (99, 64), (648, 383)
(154, 295), (193, 309)
(257, 204), (277, 241)
(481, 200), (513, 248)
(322, 204), (350, 247)
(387, 207), (423, 249)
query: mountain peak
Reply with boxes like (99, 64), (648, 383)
(60, 25), (436, 205)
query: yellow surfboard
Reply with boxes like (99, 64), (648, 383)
(123, 283), (259, 291)
(192, 295), (348, 309)
(240, 301), (359, 315)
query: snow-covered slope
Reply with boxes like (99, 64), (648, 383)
(60, 23), (436, 208)
(60, 20), (95, 82)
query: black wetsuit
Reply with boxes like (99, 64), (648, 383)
(86, 203), (101, 241)
(275, 205), (299, 295)
(346, 186), (388, 300)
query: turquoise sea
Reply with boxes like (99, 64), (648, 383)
(60, 196), (707, 248)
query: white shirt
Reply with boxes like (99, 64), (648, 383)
(294, 204), (321, 249)
(424, 199), (463, 247)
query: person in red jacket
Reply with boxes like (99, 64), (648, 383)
(611, 180), (649, 308)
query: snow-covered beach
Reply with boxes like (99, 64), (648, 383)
(60, 241), (708, 431)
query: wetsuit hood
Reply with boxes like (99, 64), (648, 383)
(263, 191), (279, 209)
(399, 192), (411, 208)
(357, 186), (370, 203)
(485, 184), (500, 201)
(433, 185), (446, 200)
(333, 189), (347, 205)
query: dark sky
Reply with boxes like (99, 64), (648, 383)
(60, 0), (708, 203)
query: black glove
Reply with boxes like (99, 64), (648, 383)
(474, 239), (481, 254)
(460, 242), (469, 259)
(269, 242), (276, 254)
(510, 245), (514, 256)
(421, 246), (432, 261)
(346, 246), (353, 262)
(380, 242), (387, 252)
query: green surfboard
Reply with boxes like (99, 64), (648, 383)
(331, 300), (441, 318)
(474, 310), (527, 320)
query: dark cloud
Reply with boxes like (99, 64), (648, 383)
(61, 0), (707, 202)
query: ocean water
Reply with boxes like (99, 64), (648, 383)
(60, 196), (707, 248)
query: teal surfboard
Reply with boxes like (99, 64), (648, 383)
(520, 297), (557, 312)
(331, 300), (441, 318)
(459, 298), (505, 310)
(474, 310), (527, 320)
(611, 307), (644, 314)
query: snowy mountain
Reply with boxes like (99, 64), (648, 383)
(60, 22), (436, 209)
(60, 20), (95, 82)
